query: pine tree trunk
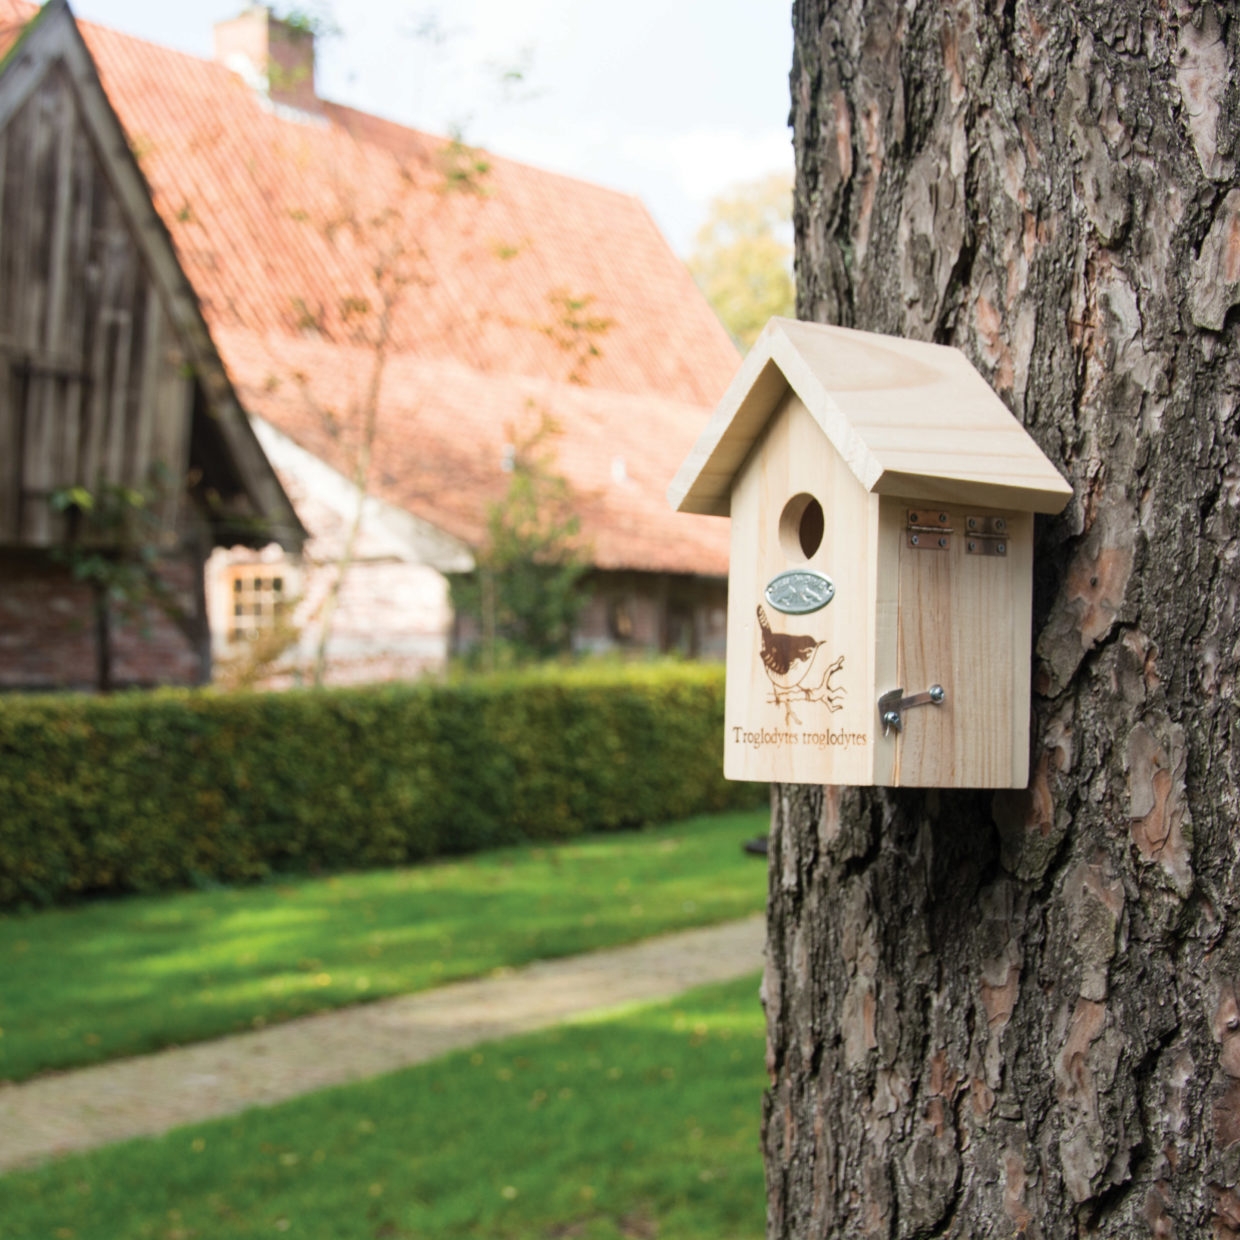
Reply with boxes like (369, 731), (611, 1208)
(766, 2), (1240, 1234)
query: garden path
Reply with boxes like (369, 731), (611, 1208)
(0, 915), (765, 1173)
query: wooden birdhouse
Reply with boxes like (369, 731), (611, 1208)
(668, 318), (1073, 789)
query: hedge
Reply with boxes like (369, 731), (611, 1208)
(0, 664), (763, 909)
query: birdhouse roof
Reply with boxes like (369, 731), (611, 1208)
(669, 318), (1074, 517)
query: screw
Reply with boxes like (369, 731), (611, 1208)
(967, 517), (977, 530)
(968, 540), (977, 552)
(994, 518), (1006, 533)
(938, 537), (947, 548)
(909, 511), (919, 524)
(910, 534), (919, 546)
(928, 685), (945, 703)
(938, 512), (948, 524)
(882, 711), (901, 733)
(997, 543), (1006, 555)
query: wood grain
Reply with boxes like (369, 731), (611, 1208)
(0, 68), (172, 546)
(0, 6), (302, 551)
(887, 503), (1031, 788)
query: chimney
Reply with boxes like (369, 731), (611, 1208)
(214, 6), (318, 114)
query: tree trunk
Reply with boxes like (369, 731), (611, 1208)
(92, 582), (112, 693)
(766, 2), (1240, 1235)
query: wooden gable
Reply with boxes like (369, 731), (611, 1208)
(0, 0), (303, 550)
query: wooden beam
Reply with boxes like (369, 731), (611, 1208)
(17, 80), (53, 544)
(44, 69), (75, 544)
(103, 238), (136, 489)
(132, 278), (162, 488)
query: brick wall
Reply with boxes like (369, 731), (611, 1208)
(0, 550), (207, 691)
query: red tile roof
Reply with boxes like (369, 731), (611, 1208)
(0, 1), (737, 575)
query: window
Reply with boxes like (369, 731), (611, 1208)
(228, 569), (286, 642)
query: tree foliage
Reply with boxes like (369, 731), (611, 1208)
(50, 479), (167, 616)
(273, 136), (493, 687)
(452, 409), (589, 666)
(687, 172), (794, 349)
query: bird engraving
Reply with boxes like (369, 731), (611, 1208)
(756, 605), (846, 725)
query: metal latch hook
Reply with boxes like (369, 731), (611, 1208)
(878, 685), (945, 736)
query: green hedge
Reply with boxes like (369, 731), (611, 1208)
(0, 664), (761, 908)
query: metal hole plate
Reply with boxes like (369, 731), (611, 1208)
(764, 568), (836, 615)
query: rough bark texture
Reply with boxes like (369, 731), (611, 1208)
(766, 2), (1240, 1235)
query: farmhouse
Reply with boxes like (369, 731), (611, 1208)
(0, 0), (738, 687)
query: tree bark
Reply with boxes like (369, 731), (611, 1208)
(766, 2), (1240, 1235)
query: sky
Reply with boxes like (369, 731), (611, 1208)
(70, 0), (796, 257)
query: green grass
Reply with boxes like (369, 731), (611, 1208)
(0, 973), (766, 1240)
(0, 810), (768, 1083)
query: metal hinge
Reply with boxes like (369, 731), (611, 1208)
(964, 514), (1008, 557)
(905, 509), (953, 550)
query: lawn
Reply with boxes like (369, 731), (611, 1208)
(0, 973), (767, 1240)
(0, 809), (769, 1082)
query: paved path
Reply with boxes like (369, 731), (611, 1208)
(0, 916), (765, 1174)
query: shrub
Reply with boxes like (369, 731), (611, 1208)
(0, 665), (761, 908)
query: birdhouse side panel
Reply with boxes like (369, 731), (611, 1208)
(723, 392), (877, 784)
(877, 499), (1033, 788)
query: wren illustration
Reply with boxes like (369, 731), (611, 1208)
(756, 605), (846, 726)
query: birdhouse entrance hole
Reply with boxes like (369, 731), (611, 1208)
(780, 493), (824, 561)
